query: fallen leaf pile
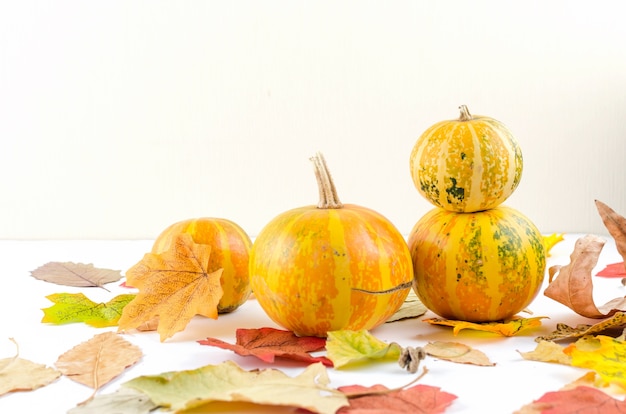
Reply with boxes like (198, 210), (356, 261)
(11, 199), (626, 413)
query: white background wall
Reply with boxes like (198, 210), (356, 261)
(1, 1), (625, 240)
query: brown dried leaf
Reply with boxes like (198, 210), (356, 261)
(55, 332), (142, 391)
(31, 262), (122, 290)
(423, 341), (495, 366)
(386, 290), (427, 323)
(0, 338), (61, 395)
(596, 200), (626, 266)
(536, 312), (626, 342)
(544, 234), (626, 318)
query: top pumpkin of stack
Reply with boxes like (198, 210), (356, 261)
(407, 106), (546, 323)
(409, 105), (523, 213)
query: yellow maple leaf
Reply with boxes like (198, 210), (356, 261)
(543, 233), (565, 257)
(423, 316), (546, 336)
(564, 335), (626, 390)
(117, 233), (224, 341)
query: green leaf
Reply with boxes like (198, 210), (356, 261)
(326, 329), (403, 369)
(42, 293), (136, 327)
(122, 360), (348, 414)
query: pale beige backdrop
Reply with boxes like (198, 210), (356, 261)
(1, 1), (625, 240)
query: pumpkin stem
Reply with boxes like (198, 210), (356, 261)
(459, 105), (473, 121)
(310, 152), (343, 209)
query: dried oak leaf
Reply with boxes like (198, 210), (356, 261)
(326, 329), (403, 369)
(515, 386), (626, 414)
(117, 233), (223, 342)
(55, 332), (142, 391)
(337, 383), (457, 414)
(0, 338), (61, 395)
(42, 292), (135, 327)
(30, 262), (122, 290)
(564, 335), (626, 389)
(536, 312), (626, 342)
(198, 327), (332, 366)
(596, 200), (626, 264)
(544, 234), (626, 318)
(423, 316), (546, 336)
(423, 341), (495, 366)
(122, 360), (348, 414)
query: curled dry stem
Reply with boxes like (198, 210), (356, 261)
(399, 346), (427, 374)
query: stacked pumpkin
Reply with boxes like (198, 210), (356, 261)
(408, 105), (546, 322)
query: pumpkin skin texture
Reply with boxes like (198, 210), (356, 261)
(249, 154), (413, 337)
(151, 217), (252, 313)
(410, 105), (523, 213)
(408, 206), (545, 322)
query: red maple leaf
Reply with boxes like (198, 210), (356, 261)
(198, 327), (333, 366)
(523, 386), (626, 413)
(596, 262), (626, 278)
(337, 383), (457, 414)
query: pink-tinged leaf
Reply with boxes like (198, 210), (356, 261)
(596, 262), (626, 278)
(337, 384), (457, 414)
(519, 386), (626, 413)
(198, 327), (333, 366)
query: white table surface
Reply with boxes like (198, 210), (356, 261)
(0, 234), (624, 413)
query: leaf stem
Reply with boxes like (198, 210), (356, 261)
(346, 366), (429, 399)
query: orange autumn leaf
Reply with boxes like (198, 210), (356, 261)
(117, 233), (224, 341)
(544, 234), (626, 318)
(425, 317), (546, 337)
(423, 316), (545, 336)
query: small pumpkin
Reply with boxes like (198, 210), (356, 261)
(249, 153), (413, 337)
(409, 105), (523, 213)
(152, 217), (252, 313)
(408, 206), (545, 322)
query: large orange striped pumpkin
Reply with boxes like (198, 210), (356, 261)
(152, 217), (252, 313)
(408, 206), (545, 322)
(249, 153), (413, 337)
(410, 105), (523, 213)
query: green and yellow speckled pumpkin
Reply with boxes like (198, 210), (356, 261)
(152, 217), (252, 313)
(410, 105), (523, 213)
(408, 205), (545, 322)
(249, 153), (413, 337)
